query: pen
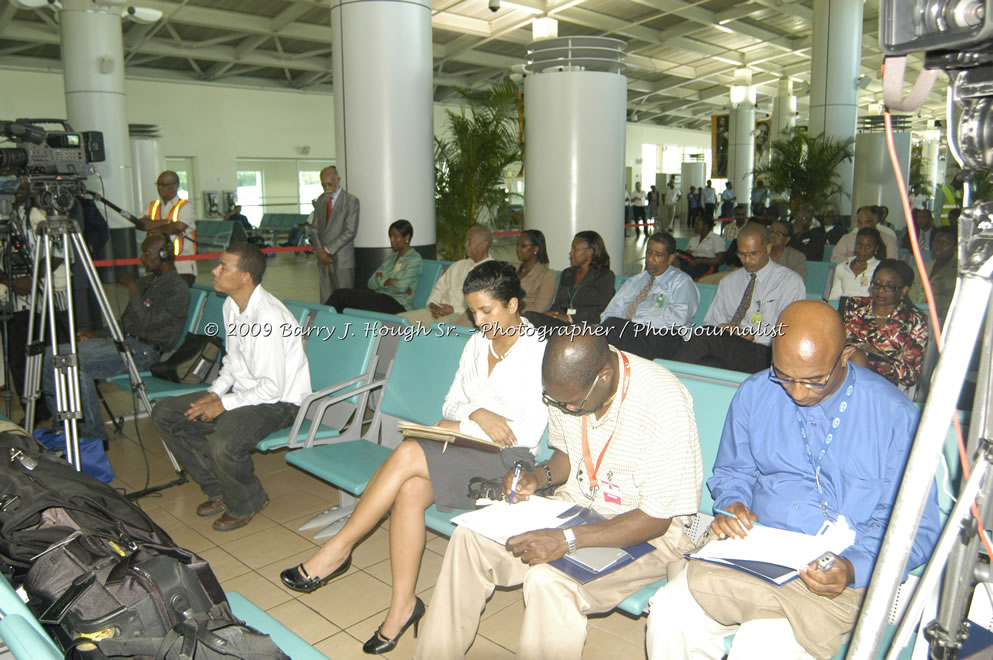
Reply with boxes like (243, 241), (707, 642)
(508, 462), (523, 504)
(715, 508), (764, 530)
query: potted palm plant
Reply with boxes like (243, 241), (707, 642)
(753, 126), (855, 215)
(434, 80), (522, 259)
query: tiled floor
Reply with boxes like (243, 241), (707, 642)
(10, 228), (691, 659)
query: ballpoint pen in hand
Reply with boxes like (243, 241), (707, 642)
(508, 462), (523, 504)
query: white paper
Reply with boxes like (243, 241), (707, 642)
(451, 497), (578, 545)
(690, 522), (853, 571)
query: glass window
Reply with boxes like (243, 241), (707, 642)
(298, 169), (323, 214)
(236, 170), (264, 225)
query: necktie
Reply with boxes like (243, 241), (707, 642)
(728, 273), (757, 327)
(624, 276), (655, 320)
(324, 196), (334, 227)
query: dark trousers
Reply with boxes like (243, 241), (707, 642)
(523, 311), (570, 331)
(704, 203), (716, 220)
(326, 288), (405, 314)
(151, 391), (298, 517)
(676, 331), (771, 373)
(601, 318), (687, 361)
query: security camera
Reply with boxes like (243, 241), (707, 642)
(124, 6), (163, 23)
(489, 0), (500, 12)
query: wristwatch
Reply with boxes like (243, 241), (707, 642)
(562, 528), (577, 555)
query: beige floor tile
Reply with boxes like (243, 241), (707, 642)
(257, 547), (359, 597)
(221, 572), (292, 610)
(298, 571), (393, 630)
(265, 599), (340, 645)
(313, 631), (369, 660)
(198, 546), (251, 582)
(165, 500), (279, 541)
(467, 635), (515, 659)
(361, 548), (443, 594)
(481, 586), (524, 620)
(348, 526), (391, 569)
(293, 475), (343, 503)
(160, 522), (215, 553)
(477, 598), (525, 652)
(425, 534), (449, 556)
(581, 626), (645, 660)
(221, 524), (316, 569)
(589, 609), (647, 642)
(264, 488), (334, 523)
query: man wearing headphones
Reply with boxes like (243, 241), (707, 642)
(41, 233), (190, 446)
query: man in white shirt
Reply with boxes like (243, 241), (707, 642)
(831, 206), (898, 264)
(399, 225), (492, 328)
(911, 185), (930, 211)
(662, 179), (681, 232)
(152, 243), (312, 531)
(601, 232), (700, 358)
(719, 182), (737, 218)
(674, 223), (806, 372)
(142, 170), (197, 286)
(631, 182), (649, 237)
(702, 180), (718, 220)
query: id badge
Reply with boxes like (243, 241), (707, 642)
(601, 480), (621, 504)
(566, 308), (577, 316)
(750, 312), (763, 325)
(655, 295), (666, 308)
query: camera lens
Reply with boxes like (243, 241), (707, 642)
(0, 148), (27, 174)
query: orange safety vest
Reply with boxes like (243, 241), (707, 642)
(148, 198), (192, 256)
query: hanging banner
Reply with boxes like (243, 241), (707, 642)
(712, 114), (729, 178)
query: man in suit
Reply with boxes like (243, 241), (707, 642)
(307, 166), (360, 303)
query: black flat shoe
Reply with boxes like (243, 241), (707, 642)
(362, 597), (426, 655)
(279, 555), (351, 593)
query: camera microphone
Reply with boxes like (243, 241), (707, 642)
(85, 191), (145, 229)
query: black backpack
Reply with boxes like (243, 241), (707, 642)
(0, 430), (287, 659)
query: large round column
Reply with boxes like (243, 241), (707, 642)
(769, 78), (797, 147)
(524, 37), (626, 271)
(331, 0), (435, 284)
(728, 103), (755, 214)
(808, 0), (863, 216)
(853, 131), (911, 230)
(129, 126), (165, 217)
(60, 0), (134, 227)
(921, 130), (942, 189)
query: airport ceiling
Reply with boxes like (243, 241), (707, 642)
(0, 0), (947, 133)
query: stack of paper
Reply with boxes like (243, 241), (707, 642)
(450, 497), (579, 545)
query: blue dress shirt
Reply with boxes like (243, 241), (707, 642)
(709, 364), (940, 589)
(600, 267), (699, 333)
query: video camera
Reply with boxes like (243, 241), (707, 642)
(0, 119), (105, 178)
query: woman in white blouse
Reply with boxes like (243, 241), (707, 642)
(827, 227), (882, 300)
(280, 261), (547, 654)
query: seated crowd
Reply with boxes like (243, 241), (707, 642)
(37, 201), (956, 658)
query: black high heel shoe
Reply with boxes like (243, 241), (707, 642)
(362, 597), (426, 655)
(279, 555), (351, 593)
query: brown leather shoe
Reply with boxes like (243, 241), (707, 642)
(196, 498), (226, 517)
(211, 497), (269, 532)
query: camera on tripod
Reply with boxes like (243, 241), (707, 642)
(0, 118), (105, 178)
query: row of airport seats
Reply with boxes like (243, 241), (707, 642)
(0, 411), (330, 660)
(193, 292), (963, 659)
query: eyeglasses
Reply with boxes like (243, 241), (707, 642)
(768, 351), (843, 390)
(771, 230), (790, 238)
(542, 375), (600, 416)
(870, 281), (901, 293)
(156, 181), (177, 187)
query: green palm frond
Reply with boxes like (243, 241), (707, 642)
(753, 126), (854, 214)
(434, 80), (522, 259)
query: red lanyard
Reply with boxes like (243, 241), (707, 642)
(580, 352), (631, 489)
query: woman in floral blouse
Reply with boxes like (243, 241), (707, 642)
(842, 259), (928, 388)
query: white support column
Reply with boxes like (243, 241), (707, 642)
(331, 0), (435, 281)
(728, 69), (755, 214)
(60, 0), (134, 227)
(921, 130), (942, 189)
(808, 0), (863, 217)
(770, 78), (797, 147)
(524, 37), (626, 271)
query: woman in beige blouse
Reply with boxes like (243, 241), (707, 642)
(516, 229), (557, 313)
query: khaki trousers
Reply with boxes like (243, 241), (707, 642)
(415, 521), (692, 660)
(398, 307), (473, 328)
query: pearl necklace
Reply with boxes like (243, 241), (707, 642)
(489, 341), (515, 361)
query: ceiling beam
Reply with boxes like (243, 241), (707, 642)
(272, 2), (317, 33)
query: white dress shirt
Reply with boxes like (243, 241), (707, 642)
(426, 257), (492, 313)
(827, 257), (879, 300)
(209, 285), (312, 410)
(601, 267), (699, 338)
(688, 233), (726, 258)
(703, 260), (806, 346)
(442, 321), (548, 452)
(831, 228), (898, 264)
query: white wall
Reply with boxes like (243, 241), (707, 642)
(1, 68), (710, 211)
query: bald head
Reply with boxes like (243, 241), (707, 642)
(772, 301), (851, 406)
(738, 222), (769, 246)
(543, 333), (611, 391)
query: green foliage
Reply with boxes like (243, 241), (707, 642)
(434, 80), (522, 259)
(968, 169), (993, 203)
(910, 143), (932, 193)
(752, 127), (855, 214)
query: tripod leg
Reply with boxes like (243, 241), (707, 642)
(95, 385), (124, 437)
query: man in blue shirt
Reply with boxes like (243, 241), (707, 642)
(646, 300), (940, 659)
(600, 232), (699, 359)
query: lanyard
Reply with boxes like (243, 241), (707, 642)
(580, 352), (631, 491)
(796, 373), (855, 520)
(567, 274), (587, 307)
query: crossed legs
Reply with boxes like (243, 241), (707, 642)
(301, 440), (435, 637)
